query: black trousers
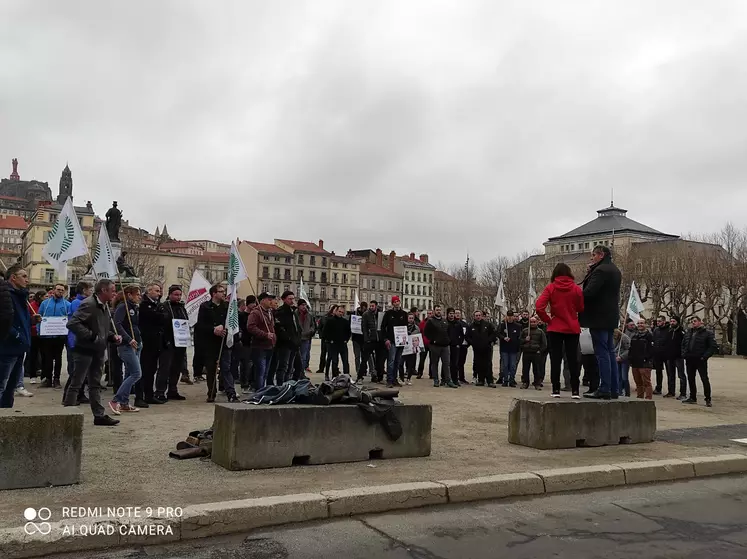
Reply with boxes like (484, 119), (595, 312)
(685, 358), (712, 401)
(521, 353), (544, 386)
(581, 354), (599, 392)
(40, 336), (66, 383)
(193, 347), (206, 378)
(399, 354), (417, 380)
(136, 341), (160, 401)
(473, 349), (493, 385)
(548, 332), (579, 393)
(458, 346), (468, 381)
(449, 345), (460, 383)
(653, 358), (665, 391)
(24, 336), (42, 378)
(359, 341), (385, 381)
(156, 347), (186, 396)
(318, 340), (328, 372)
(418, 345), (429, 377)
(231, 344), (252, 387)
(666, 358), (687, 397)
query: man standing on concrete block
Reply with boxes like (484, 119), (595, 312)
(580, 245), (622, 400)
(64, 278), (122, 425)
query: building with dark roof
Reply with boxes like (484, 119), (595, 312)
(0, 159), (54, 219)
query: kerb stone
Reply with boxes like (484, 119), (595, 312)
(323, 482), (447, 517)
(685, 454), (747, 477)
(533, 465), (625, 493)
(440, 473), (545, 503)
(615, 459), (695, 485)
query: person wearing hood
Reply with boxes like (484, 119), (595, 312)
(629, 318), (654, 399)
(579, 246), (622, 400)
(652, 315), (669, 395)
(665, 316), (687, 400)
(536, 263), (584, 397)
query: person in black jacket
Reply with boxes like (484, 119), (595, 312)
(316, 305), (336, 375)
(194, 284), (237, 403)
(156, 285), (189, 402)
(665, 316), (687, 400)
(236, 295), (255, 393)
(0, 274), (13, 346)
(424, 305), (452, 388)
(446, 308), (464, 387)
(651, 316), (669, 395)
(381, 296), (409, 388)
(468, 311), (497, 387)
(322, 305), (351, 378)
(455, 310), (470, 384)
(274, 290), (303, 384)
(497, 312), (522, 387)
(628, 318), (654, 399)
(681, 316), (717, 407)
(135, 283), (166, 406)
(580, 246), (622, 400)
(359, 301), (385, 383)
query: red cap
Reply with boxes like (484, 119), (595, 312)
(392, 296), (400, 304)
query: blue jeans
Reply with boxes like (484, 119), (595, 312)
(500, 351), (519, 383)
(387, 344), (404, 385)
(300, 339), (312, 370)
(0, 354), (25, 408)
(618, 361), (630, 396)
(114, 344), (143, 405)
(251, 348), (274, 390)
(590, 329), (618, 395)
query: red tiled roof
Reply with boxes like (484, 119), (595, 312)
(360, 262), (401, 278)
(198, 252), (229, 263)
(243, 241), (290, 254)
(160, 241), (202, 249)
(0, 216), (29, 230)
(435, 270), (457, 281)
(275, 239), (329, 254)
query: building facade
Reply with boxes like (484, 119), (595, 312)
(390, 252), (435, 314)
(329, 254), (360, 310)
(349, 249), (403, 310)
(0, 159), (53, 220)
(0, 215), (27, 256)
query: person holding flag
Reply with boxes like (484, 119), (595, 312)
(195, 284), (237, 403)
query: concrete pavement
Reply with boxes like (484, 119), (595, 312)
(50, 475), (747, 559)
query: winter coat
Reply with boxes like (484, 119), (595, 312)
(578, 255), (622, 330)
(665, 325), (684, 360)
(381, 308), (409, 343)
(274, 304), (302, 347)
(67, 295), (117, 356)
(615, 332), (631, 362)
(161, 299), (189, 348)
(139, 296), (166, 348)
(238, 310), (250, 346)
(323, 315), (351, 344)
(535, 276), (584, 334)
(0, 284), (30, 356)
(468, 320), (496, 351)
(247, 306), (275, 350)
(0, 279), (11, 343)
(447, 318), (464, 347)
(38, 296), (71, 338)
(114, 299), (141, 345)
(520, 326), (547, 354)
(194, 300), (228, 355)
(361, 309), (381, 344)
(497, 321), (523, 353)
(629, 329), (654, 369)
(682, 326), (717, 360)
(298, 308), (315, 341)
(406, 322), (420, 336)
(652, 324), (669, 359)
(424, 316), (450, 346)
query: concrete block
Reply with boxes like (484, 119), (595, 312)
(685, 454), (747, 477)
(212, 403), (431, 470)
(615, 459), (695, 485)
(533, 465), (625, 493)
(0, 408), (83, 489)
(440, 473), (545, 503)
(181, 493), (328, 539)
(322, 482), (447, 517)
(508, 397), (656, 449)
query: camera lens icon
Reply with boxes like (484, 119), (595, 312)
(23, 508), (52, 535)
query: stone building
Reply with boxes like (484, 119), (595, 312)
(329, 253), (360, 311)
(0, 159), (53, 219)
(391, 252), (435, 314)
(348, 249), (403, 311)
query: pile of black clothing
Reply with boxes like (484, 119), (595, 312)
(244, 374), (404, 441)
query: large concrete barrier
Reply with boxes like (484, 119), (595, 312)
(212, 403), (432, 470)
(0, 408), (83, 489)
(508, 397), (656, 449)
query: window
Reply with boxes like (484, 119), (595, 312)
(405, 298), (409, 308)
(158, 265), (165, 277)
(310, 256), (316, 266)
(284, 269), (291, 280)
(341, 287), (347, 299)
(429, 286), (432, 296)
(417, 286), (421, 295)
(333, 273), (338, 283)
(417, 298), (421, 307)
(405, 271), (409, 280)
(298, 255), (304, 265)
(351, 274), (356, 284)
(262, 266), (270, 278)
(177, 267), (184, 278)
(273, 268), (280, 279)
(321, 287), (326, 299)
(263, 255), (269, 261)
(343, 263), (348, 269)
(342, 273), (347, 283)
(396, 282), (400, 291)
(322, 257), (327, 266)
(285, 257), (292, 264)
(653, 260), (660, 273)
(274, 256), (279, 262)
(310, 271), (316, 282)
(405, 285), (409, 295)
(308, 286), (315, 298)
(351, 288), (356, 300)
(273, 284), (280, 295)
(297, 269), (304, 280)
(635, 261), (643, 274)
(388, 281), (392, 290)
(321, 272), (327, 283)
(571, 244), (575, 251)
(263, 283), (269, 292)
(585, 242), (589, 249)
(417, 273), (422, 282)
(333, 262), (339, 268)
(44, 268), (55, 283)
(560, 245), (565, 252)
(379, 280), (385, 290)
(284, 284), (290, 292)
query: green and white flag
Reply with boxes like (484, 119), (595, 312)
(42, 197), (89, 278)
(527, 265), (537, 309)
(92, 223), (118, 279)
(494, 280), (506, 309)
(225, 241), (249, 348)
(298, 276), (310, 305)
(626, 281), (644, 323)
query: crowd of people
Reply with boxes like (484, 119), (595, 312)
(0, 245), (720, 425)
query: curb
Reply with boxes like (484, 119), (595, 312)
(2, 453), (746, 559)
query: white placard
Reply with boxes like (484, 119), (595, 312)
(403, 333), (424, 355)
(393, 325), (409, 347)
(579, 328), (595, 355)
(350, 314), (362, 335)
(39, 316), (68, 336)
(172, 319), (191, 348)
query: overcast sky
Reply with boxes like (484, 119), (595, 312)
(3, 1), (747, 265)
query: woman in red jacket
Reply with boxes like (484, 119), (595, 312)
(536, 263), (584, 398)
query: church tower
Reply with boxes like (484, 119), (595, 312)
(57, 164), (73, 204)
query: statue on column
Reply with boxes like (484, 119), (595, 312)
(105, 201), (122, 242)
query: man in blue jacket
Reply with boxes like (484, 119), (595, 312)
(0, 265), (40, 408)
(38, 283), (71, 389)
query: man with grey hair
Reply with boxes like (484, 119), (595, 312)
(64, 279), (122, 426)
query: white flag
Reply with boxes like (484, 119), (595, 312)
(186, 270), (212, 326)
(626, 281), (645, 323)
(298, 276), (310, 305)
(494, 280), (506, 309)
(225, 241), (249, 348)
(42, 198), (89, 276)
(92, 224), (118, 279)
(528, 265), (537, 308)
(354, 289), (361, 311)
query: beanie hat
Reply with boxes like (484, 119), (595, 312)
(168, 284), (182, 295)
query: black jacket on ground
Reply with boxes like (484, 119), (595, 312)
(194, 300), (228, 355)
(682, 326), (717, 360)
(665, 326), (684, 360)
(424, 316), (450, 346)
(497, 321), (523, 353)
(629, 330), (654, 368)
(652, 324), (669, 359)
(467, 320), (496, 352)
(361, 309), (380, 344)
(323, 315), (351, 344)
(381, 308), (409, 343)
(275, 304), (302, 347)
(578, 255), (622, 330)
(0, 278), (12, 342)
(139, 296), (165, 348)
(447, 318), (464, 347)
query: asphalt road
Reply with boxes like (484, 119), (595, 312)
(58, 475), (747, 559)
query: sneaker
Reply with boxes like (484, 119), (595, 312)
(29, 378), (38, 385)
(53, 380), (62, 389)
(520, 383), (529, 390)
(534, 385), (542, 391)
(406, 380), (412, 386)
(94, 415), (120, 426)
(487, 383), (497, 388)
(393, 380), (403, 387)
(227, 394), (240, 403)
(433, 381), (440, 387)
(706, 400), (713, 408)
(134, 399), (150, 409)
(676, 395), (687, 401)
(682, 398), (697, 405)
(663, 393), (675, 399)
(572, 392), (581, 399)
(40, 379), (52, 388)
(120, 403), (140, 412)
(15, 388), (33, 397)
(108, 401), (121, 415)
(446, 381), (458, 389)
(551, 392), (560, 398)
(206, 396), (216, 403)
(180, 375), (194, 385)
(167, 393), (186, 401)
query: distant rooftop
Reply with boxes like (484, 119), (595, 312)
(243, 241), (291, 255)
(548, 205), (677, 241)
